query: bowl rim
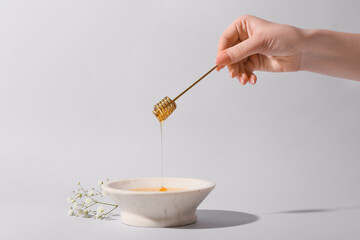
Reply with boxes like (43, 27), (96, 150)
(102, 177), (216, 195)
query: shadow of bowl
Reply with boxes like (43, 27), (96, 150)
(175, 209), (259, 229)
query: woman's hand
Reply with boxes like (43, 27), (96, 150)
(216, 15), (305, 85)
(216, 15), (360, 83)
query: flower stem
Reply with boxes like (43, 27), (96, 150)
(78, 184), (118, 214)
(96, 201), (118, 207)
(83, 202), (97, 210)
(104, 206), (118, 216)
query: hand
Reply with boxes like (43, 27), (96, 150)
(215, 15), (305, 85)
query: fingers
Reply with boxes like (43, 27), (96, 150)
(216, 35), (263, 66)
(229, 63), (239, 78)
(237, 72), (249, 85)
(248, 73), (257, 85)
(216, 15), (263, 83)
(216, 65), (225, 71)
(216, 52), (231, 68)
(236, 60), (246, 84)
(218, 22), (240, 54)
(217, 15), (254, 54)
(216, 18), (246, 72)
(237, 71), (257, 85)
(235, 57), (259, 85)
(244, 58), (257, 85)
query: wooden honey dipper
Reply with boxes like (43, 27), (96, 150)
(153, 65), (218, 121)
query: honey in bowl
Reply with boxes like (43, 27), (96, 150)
(129, 187), (187, 192)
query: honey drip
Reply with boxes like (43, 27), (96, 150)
(160, 120), (165, 189)
(160, 120), (164, 178)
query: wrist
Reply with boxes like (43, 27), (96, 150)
(298, 28), (326, 72)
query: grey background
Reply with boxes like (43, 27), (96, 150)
(1, 0), (359, 239)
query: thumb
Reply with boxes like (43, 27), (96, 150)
(216, 35), (263, 66)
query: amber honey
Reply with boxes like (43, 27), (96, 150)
(129, 187), (187, 192)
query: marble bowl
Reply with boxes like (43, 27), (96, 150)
(102, 177), (215, 227)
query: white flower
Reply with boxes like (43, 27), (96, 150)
(95, 213), (104, 219)
(83, 210), (89, 217)
(68, 210), (74, 216)
(77, 182), (81, 185)
(85, 198), (93, 204)
(72, 202), (79, 209)
(98, 180), (103, 186)
(78, 209), (83, 215)
(88, 190), (95, 196)
(76, 193), (82, 198)
(66, 197), (75, 204)
(97, 206), (105, 214)
(102, 191), (107, 196)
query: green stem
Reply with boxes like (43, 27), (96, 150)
(94, 189), (102, 194)
(104, 206), (118, 216)
(79, 185), (118, 207)
(83, 202), (97, 210)
(96, 201), (118, 207)
(80, 186), (97, 202)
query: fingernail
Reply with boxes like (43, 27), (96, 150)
(250, 75), (256, 85)
(215, 52), (231, 66)
(216, 65), (224, 71)
(249, 77), (254, 85)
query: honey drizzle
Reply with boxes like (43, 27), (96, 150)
(159, 120), (167, 191)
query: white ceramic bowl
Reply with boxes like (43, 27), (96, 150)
(102, 177), (215, 227)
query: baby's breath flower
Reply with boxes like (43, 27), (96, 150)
(67, 180), (117, 220)
(72, 202), (79, 209)
(97, 206), (105, 214)
(85, 198), (93, 204)
(66, 197), (75, 204)
(102, 191), (107, 196)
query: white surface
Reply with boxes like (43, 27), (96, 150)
(1, 0), (360, 239)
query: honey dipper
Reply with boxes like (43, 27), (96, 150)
(153, 65), (218, 121)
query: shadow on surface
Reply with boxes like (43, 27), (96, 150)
(263, 205), (360, 215)
(175, 209), (259, 229)
(104, 213), (120, 221)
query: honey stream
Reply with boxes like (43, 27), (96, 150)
(159, 120), (166, 191)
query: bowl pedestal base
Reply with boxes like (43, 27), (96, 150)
(120, 210), (198, 227)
